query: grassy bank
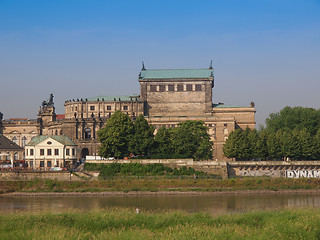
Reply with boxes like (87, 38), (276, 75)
(1, 177), (320, 194)
(0, 208), (319, 239)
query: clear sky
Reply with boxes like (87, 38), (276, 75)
(0, 0), (319, 126)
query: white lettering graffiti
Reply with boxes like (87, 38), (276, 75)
(286, 170), (320, 178)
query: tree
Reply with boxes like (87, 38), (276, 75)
(256, 129), (269, 160)
(154, 126), (174, 155)
(223, 128), (245, 159)
(97, 111), (134, 158)
(172, 121), (213, 160)
(129, 115), (155, 156)
(266, 106), (320, 135)
(298, 128), (317, 160)
(266, 131), (281, 160)
(154, 121), (213, 160)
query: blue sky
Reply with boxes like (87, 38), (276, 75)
(0, 0), (319, 126)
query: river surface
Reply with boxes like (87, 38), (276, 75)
(1, 192), (320, 215)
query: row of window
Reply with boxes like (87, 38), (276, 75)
(0, 152), (19, 160)
(149, 84), (203, 92)
(89, 105), (128, 111)
(26, 148), (75, 156)
(12, 136), (28, 147)
(72, 105), (129, 112)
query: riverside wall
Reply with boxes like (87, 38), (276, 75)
(0, 171), (83, 181)
(1, 160), (320, 180)
(227, 161), (320, 178)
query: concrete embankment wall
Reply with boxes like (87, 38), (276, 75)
(2, 160), (320, 180)
(227, 161), (320, 178)
(0, 171), (82, 181)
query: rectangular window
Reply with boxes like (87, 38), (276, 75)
(177, 84), (184, 91)
(195, 84), (202, 91)
(224, 123), (228, 127)
(186, 84), (192, 91)
(150, 85), (157, 92)
(72, 148), (75, 156)
(56, 161), (59, 167)
(123, 106), (128, 111)
(29, 161), (33, 168)
(90, 106), (95, 111)
(54, 149), (59, 156)
(47, 161), (52, 168)
(66, 149), (70, 156)
(40, 161), (44, 168)
(159, 85), (165, 92)
(47, 149), (52, 156)
(106, 105), (111, 110)
(40, 149), (44, 156)
(168, 84), (174, 91)
(30, 149), (34, 156)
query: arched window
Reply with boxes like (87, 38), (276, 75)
(84, 128), (91, 139)
(12, 137), (18, 144)
(22, 137), (27, 147)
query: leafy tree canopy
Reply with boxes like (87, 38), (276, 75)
(98, 111), (134, 158)
(265, 106), (320, 135)
(129, 114), (155, 156)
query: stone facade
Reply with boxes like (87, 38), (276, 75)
(1, 65), (256, 161)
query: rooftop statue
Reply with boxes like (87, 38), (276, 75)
(42, 94), (54, 107)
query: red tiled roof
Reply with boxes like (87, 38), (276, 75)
(56, 114), (65, 120)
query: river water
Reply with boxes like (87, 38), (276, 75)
(1, 192), (320, 215)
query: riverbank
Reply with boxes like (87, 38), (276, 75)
(3, 189), (320, 197)
(0, 177), (320, 195)
(0, 208), (319, 239)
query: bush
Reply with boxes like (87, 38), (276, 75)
(85, 163), (210, 178)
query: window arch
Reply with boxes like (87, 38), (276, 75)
(84, 128), (91, 139)
(22, 137), (27, 147)
(12, 137), (18, 144)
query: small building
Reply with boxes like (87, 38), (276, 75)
(0, 134), (24, 167)
(25, 135), (78, 170)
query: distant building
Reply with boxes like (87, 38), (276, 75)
(25, 135), (77, 170)
(1, 63), (255, 161)
(0, 134), (24, 165)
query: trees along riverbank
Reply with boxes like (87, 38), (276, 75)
(0, 208), (319, 239)
(97, 111), (213, 160)
(224, 106), (320, 161)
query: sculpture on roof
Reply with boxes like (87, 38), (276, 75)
(42, 94), (54, 107)
(209, 60), (213, 70)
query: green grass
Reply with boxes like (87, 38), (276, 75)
(1, 177), (320, 194)
(0, 208), (319, 239)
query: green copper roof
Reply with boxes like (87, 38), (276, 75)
(87, 95), (142, 102)
(140, 69), (214, 79)
(26, 135), (76, 146)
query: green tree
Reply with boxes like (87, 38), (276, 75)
(223, 128), (246, 159)
(315, 129), (320, 159)
(97, 111), (134, 158)
(256, 129), (269, 160)
(266, 131), (281, 160)
(129, 115), (155, 156)
(297, 128), (317, 160)
(154, 127), (174, 155)
(266, 106), (320, 135)
(172, 121), (213, 160)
